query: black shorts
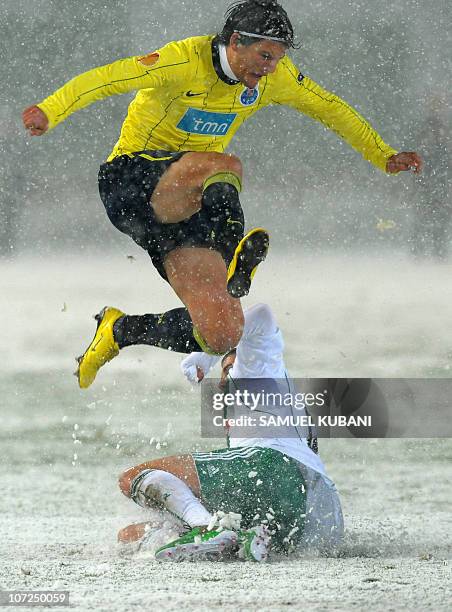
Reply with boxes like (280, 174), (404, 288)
(98, 151), (244, 281)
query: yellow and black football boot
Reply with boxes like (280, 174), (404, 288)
(76, 306), (124, 389)
(227, 228), (270, 298)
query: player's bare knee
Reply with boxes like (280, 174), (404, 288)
(202, 152), (242, 181)
(220, 153), (242, 178)
(224, 319), (244, 348)
(118, 466), (144, 497)
(205, 336), (237, 355)
(203, 321), (243, 354)
(118, 472), (132, 497)
(178, 152), (243, 192)
(208, 302), (244, 348)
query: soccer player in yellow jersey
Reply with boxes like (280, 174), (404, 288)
(22, 0), (422, 388)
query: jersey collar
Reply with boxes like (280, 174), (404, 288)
(211, 37), (240, 86)
(219, 43), (240, 82)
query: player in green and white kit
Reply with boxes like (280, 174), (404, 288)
(117, 303), (343, 561)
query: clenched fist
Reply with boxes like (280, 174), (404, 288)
(386, 151), (423, 174)
(22, 105), (49, 136)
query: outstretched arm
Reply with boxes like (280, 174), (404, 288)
(22, 56), (165, 134)
(22, 42), (189, 134)
(271, 58), (422, 174)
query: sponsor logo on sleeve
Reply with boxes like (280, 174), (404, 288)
(240, 86), (259, 106)
(177, 108), (237, 136)
(138, 52), (160, 67)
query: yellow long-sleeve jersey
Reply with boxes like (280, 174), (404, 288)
(37, 35), (397, 171)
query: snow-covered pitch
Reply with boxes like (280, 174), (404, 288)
(1, 252), (451, 611)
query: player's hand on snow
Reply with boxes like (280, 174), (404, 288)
(386, 152), (423, 174)
(181, 352), (220, 384)
(22, 106), (49, 136)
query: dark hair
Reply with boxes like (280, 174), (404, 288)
(219, 0), (297, 49)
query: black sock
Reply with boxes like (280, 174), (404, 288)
(201, 182), (244, 254)
(113, 308), (201, 353)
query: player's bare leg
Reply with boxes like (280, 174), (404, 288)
(118, 454), (270, 561)
(76, 151), (269, 387)
(117, 456), (202, 549)
(150, 152), (266, 351)
(151, 151), (243, 223)
(164, 248), (244, 354)
(118, 454), (200, 498)
(154, 151), (248, 352)
(117, 455), (202, 552)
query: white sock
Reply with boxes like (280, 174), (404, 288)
(130, 469), (213, 528)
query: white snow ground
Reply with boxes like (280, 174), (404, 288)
(1, 251), (451, 611)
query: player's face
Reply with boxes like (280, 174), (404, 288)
(228, 35), (287, 89)
(219, 353), (236, 390)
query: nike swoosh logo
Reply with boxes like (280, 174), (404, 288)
(186, 91), (204, 97)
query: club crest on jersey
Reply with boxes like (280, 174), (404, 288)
(138, 52), (160, 67)
(240, 86), (259, 106)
